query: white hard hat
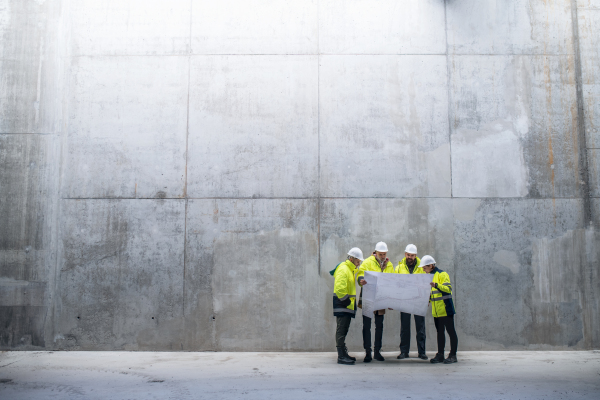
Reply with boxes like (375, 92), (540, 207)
(375, 242), (388, 252)
(347, 247), (364, 261)
(405, 244), (417, 254)
(420, 255), (436, 266)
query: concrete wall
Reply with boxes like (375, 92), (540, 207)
(1, 0), (598, 351)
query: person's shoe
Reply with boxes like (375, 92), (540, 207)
(363, 349), (372, 363)
(344, 346), (356, 361)
(443, 354), (457, 364)
(374, 349), (385, 361)
(418, 353), (429, 360)
(430, 353), (445, 364)
(336, 347), (355, 365)
(396, 353), (409, 360)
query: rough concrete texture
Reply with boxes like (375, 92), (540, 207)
(1, 351), (600, 399)
(0, 0), (598, 352)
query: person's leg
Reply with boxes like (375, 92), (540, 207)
(435, 317), (445, 355)
(362, 315), (372, 350)
(373, 313), (385, 361)
(336, 316), (354, 365)
(444, 315), (458, 356)
(430, 317), (445, 363)
(374, 314), (384, 351)
(336, 316), (351, 348)
(399, 312), (411, 355)
(414, 314), (427, 357)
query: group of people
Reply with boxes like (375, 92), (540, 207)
(331, 242), (458, 366)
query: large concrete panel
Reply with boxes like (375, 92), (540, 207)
(191, 0), (317, 54)
(64, 56), (188, 198)
(55, 199), (185, 350)
(320, 198), (454, 352)
(188, 56), (318, 198)
(453, 198), (597, 349)
(70, 0), (190, 56)
(186, 199), (321, 351)
(447, 0), (574, 55)
(0, 0), (64, 134)
(0, 134), (58, 349)
(319, 55), (450, 198)
(319, 0), (446, 55)
(0, 134), (58, 281)
(578, 9), (600, 148)
(450, 55), (581, 198)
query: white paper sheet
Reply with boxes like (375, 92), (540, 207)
(361, 271), (434, 318)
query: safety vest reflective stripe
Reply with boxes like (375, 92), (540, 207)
(431, 290), (441, 294)
(334, 294), (356, 301)
(431, 295), (453, 301)
(333, 308), (356, 314)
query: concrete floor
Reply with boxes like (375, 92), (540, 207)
(0, 351), (599, 399)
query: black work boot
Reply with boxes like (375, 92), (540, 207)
(344, 346), (356, 361)
(430, 353), (445, 364)
(418, 353), (429, 360)
(336, 347), (355, 365)
(443, 354), (457, 364)
(374, 349), (385, 361)
(397, 352), (409, 360)
(363, 349), (372, 363)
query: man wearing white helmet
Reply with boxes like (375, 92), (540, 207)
(331, 247), (364, 365)
(356, 242), (394, 362)
(396, 244), (427, 360)
(421, 255), (458, 364)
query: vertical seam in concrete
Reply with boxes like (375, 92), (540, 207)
(570, 0), (592, 226)
(444, 0), (458, 308)
(444, 0), (453, 199)
(317, 0), (321, 276)
(182, 0), (193, 334)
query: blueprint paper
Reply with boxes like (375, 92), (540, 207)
(361, 271), (434, 318)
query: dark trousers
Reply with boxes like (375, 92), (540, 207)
(362, 314), (384, 350)
(336, 316), (352, 347)
(400, 312), (426, 355)
(434, 315), (458, 356)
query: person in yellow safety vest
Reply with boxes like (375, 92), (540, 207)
(421, 255), (458, 364)
(395, 244), (428, 361)
(331, 247), (364, 365)
(356, 241), (395, 363)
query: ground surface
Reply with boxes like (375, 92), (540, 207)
(0, 351), (599, 399)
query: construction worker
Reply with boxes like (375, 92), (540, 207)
(356, 242), (394, 362)
(396, 244), (427, 360)
(421, 255), (458, 364)
(332, 247), (364, 365)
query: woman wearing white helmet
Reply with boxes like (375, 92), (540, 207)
(421, 255), (458, 364)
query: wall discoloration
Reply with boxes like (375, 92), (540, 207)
(450, 55), (580, 198)
(453, 198), (595, 349)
